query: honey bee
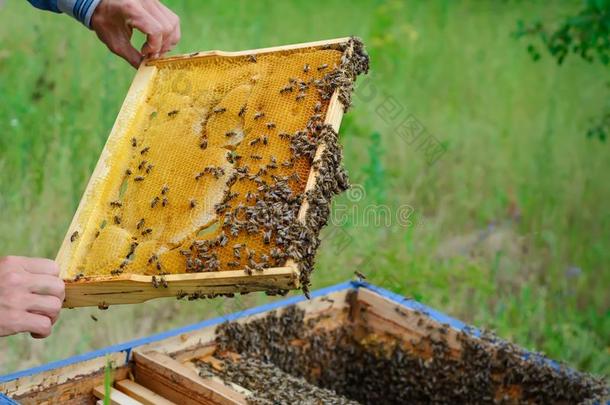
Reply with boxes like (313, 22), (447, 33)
(160, 276), (168, 288)
(113, 215), (121, 225)
(254, 111), (265, 120)
(145, 164), (154, 174)
(138, 160), (147, 170)
(151, 196), (160, 208)
(279, 132), (291, 140)
(303, 63), (310, 73)
(296, 92), (306, 101)
(140, 146), (150, 155)
(110, 268), (123, 276)
(314, 102), (322, 113)
(238, 105), (247, 117)
(354, 270), (367, 280)
(190, 199), (197, 209)
(110, 200), (122, 208)
(161, 185), (169, 195)
(141, 228), (153, 236)
(125, 168), (132, 176)
(317, 63), (328, 71)
(134, 176), (145, 182)
(162, 197), (168, 207)
(200, 139), (208, 149)
(244, 266), (253, 276)
(148, 254), (158, 264)
(225, 130), (237, 137)
(249, 137), (260, 146)
(136, 218), (145, 230)
(279, 85), (293, 94)
(213, 106), (226, 114)
(227, 261), (240, 268)
(74, 272), (84, 281)
(247, 54), (257, 63)
(70, 231), (79, 242)
(127, 241), (138, 257)
(176, 290), (188, 299)
(167, 110), (179, 117)
(262, 135), (268, 145)
(98, 302), (109, 310)
(266, 122), (276, 129)
(227, 151), (241, 164)
(152, 275), (160, 288)
(131, 137), (137, 147)
(250, 154), (262, 160)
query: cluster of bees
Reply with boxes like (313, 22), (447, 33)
(197, 356), (358, 404)
(170, 39), (370, 297)
(211, 305), (608, 404)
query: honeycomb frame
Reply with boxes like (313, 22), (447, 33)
(57, 38), (354, 308)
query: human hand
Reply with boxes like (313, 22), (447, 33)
(90, 0), (181, 68)
(0, 256), (65, 339)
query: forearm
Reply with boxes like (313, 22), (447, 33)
(27, 0), (102, 28)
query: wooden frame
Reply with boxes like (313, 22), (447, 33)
(57, 38), (350, 308)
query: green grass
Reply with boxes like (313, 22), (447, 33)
(0, 0), (608, 377)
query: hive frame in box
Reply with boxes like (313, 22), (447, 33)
(56, 37), (351, 308)
(0, 281), (579, 404)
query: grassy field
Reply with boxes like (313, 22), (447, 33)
(0, 0), (608, 377)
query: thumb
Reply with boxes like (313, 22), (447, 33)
(113, 41), (143, 69)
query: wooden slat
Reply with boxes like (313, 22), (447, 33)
(148, 37), (351, 66)
(4, 353), (128, 402)
(356, 288), (463, 356)
(63, 266), (298, 308)
(115, 379), (176, 405)
(133, 351), (247, 405)
(93, 385), (144, 405)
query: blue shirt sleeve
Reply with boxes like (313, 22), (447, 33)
(27, 0), (60, 13)
(26, 0), (102, 28)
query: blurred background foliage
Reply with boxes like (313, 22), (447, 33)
(0, 0), (608, 377)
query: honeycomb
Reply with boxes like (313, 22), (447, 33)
(69, 46), (347, 278)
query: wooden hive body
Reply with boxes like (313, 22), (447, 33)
(1, 282), (605, 404)
(56, 38), (364, 308)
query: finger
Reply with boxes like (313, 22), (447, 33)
(164, 18), (181, 53)
(112, 40), (144, 68)
(26, 294), (62, 323)
(13, 257), (59, 276)
(15, 312), (52, 338)
(150, 1), (180, 53)
(27, 274), (65, 300)
(128, 7), (164, 57)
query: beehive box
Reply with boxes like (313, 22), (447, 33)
(1, 282), (607, 404)
(57, 38), (369, 308)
